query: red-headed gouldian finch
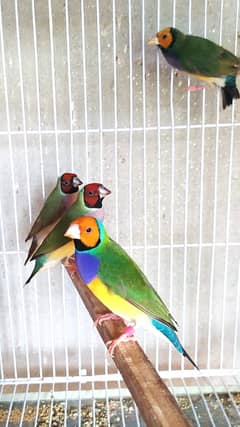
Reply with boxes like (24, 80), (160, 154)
(148, 27), (240, 109)
(25, 172), (83, 264)
(25, 183), (111, 285)
(64, 216), (198, 369)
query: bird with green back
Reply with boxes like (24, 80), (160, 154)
(148, 27), (240, 109)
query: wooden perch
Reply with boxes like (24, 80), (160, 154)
(65, 266), (192, 427)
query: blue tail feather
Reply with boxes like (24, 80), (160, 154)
(151, 318), (199, 369)
(151, 319), (183, 353)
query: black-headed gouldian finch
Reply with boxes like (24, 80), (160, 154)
(148, 27), (240, 109)
(25, 183), (111, 284)
(25, 172), (83, 264)
(64, 216), (198, 369)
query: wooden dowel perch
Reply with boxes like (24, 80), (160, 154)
(65, 266), (192, 427)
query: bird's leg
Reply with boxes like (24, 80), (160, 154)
(187, 84), (208, 92)
(173, 69), (207, 91)
(106, 325), (137, 357)
(63, 255), (77, 271)
(94, 313), (122, 327)
(69, 265), (77, 278)
(63, 255), (75, 267)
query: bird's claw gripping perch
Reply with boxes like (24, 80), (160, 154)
(187, 84), (208, 92)
(63, 255), (75, 268)
(94, 313), (121, 327)
(106, 325), (137, 357)
(64, 256), (77, 278)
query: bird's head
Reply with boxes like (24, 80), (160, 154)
(64, 216), (103, 250)
(60, 173), (83, 194)
(83, 183), (111, 209)
(148, 27), (175, 50)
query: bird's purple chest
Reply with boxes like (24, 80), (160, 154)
(163, 50), (182, 70)
(75, 252), (100, 284)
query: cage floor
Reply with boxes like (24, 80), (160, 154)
(1, 394), (240, 427)
(0, 371), (240, 426)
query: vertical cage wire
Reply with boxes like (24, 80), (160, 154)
(0, 0), (240, 425)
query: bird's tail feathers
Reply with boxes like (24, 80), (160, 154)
(25, 230), (33, 242)
(221, 75), (240, 109)
(151, 318), (199, 369)
(182, 348), (199, 370)
(24, 236), (38, 265)
(24, 258), (44, 286)
(24, 269), (36, 286)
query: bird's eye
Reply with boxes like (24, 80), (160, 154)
(88, 191), (94, 196)
(86, 227), (92, 233)
(63, 180), (70, 185)
(162, 34), (167, 39)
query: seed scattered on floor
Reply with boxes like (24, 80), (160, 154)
(0, 393), (239, 426)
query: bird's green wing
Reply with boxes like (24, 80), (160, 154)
(32, 209), (75, 258)
(26, 183), (66, 241)
(177, 35), (240, 77)
(32, 190), (86, 258)
(96, 237), (177, 330)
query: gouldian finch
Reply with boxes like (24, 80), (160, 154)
(64, 216), (198, 369)
(25, 173), (83, 264)
(148, 27), (240, 109)
(25, 183), (111, 284)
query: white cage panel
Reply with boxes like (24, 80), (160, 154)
(0, 0), (240, 425)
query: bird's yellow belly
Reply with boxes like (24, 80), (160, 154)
(189, 72), (224, 87)
(88, 277), (148, 324)
(48, 241), (75, 263)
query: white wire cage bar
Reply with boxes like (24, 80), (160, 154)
(0, 373), (240, 426)
(0, 0), (240, 425)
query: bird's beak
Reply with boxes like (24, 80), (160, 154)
(73, 176), (83, 187)
(148, 37), (159, 46)
(64, 223), (80, 239)
(99, 185), (111, 198)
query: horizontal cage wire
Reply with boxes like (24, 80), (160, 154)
(0, 0), (240, 426)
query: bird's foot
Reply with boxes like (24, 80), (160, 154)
(63, 255), (75, 267)
(69, 266), (77, 279)
(106, 325), (137, 357)
(63, 256), (77, 278)
(94, 313), (122, 327)
(187, 84), (207, 92)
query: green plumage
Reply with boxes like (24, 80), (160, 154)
(91, 227), (177, 330)
(25, 174), (81, 264)
(26, 176), (70, 242)
(153, 27), (240, 108)
(168, 28), (240, 77)
(32, 189), (90, 259)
